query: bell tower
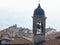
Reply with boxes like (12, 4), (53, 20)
(32, 0), (46, 45)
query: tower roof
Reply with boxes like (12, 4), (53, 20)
(33, 4), (45, 18)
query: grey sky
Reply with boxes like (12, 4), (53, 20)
(0, 0), (60, 31)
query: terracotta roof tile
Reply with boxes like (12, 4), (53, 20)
(10, 37), (32, 44)
(43, 39), (60, 45)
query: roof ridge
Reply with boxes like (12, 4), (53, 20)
(23, 37), (32, 43)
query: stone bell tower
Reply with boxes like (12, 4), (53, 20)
(32, 2), (47, 45)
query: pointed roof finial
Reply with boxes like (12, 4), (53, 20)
(38, 0), (40, 4)
(38, 0), (40, 7)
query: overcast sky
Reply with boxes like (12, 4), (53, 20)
(0, 0), (60, 31)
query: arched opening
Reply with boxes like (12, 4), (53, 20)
(36, 22), (42, 34)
